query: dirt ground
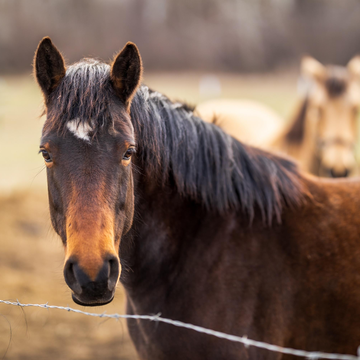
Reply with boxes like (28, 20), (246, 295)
(0, 71), (299, 359)
(0, 190), (137, 359)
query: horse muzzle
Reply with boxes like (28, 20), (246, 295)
(64, 255), (120, 306)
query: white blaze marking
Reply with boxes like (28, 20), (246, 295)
(67, 119), (93, 142)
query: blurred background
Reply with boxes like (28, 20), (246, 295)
(1, 0), (360, 358)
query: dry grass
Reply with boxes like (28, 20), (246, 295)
(0, 190), (137, 359)
(0, 71), (298, 359)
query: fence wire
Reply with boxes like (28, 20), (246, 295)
(0, 299), (359, 360)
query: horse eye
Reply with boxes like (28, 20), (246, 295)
(40, 149), (52, 163)
(123, 147), (136, 161)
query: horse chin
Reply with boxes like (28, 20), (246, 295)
(71, 293), (115, 307)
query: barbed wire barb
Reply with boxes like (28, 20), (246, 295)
(0, 299), (359, 360)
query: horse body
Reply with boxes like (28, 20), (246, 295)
(122, 86), (360, 359)
(123, 171), (360, 359)
(195, 99), (283, 148)
(33, 38), (360, 359)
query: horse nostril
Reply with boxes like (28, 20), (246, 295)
(330, 168), (349, 178)
(107, 256), (120, 291)
(64, 259), (82, 295)
(64, 255), (119, 298)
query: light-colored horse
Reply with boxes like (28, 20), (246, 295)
(196, 56), (360, 177)
(195, 99), (283, 148)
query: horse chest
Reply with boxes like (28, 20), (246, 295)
(123, 219), (290, 359)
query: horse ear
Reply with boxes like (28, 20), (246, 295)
(347, 55), (360, 79)
(301, 56), (326, 83)
(34, 37), (66, 101)
(111, 42), (143, 110)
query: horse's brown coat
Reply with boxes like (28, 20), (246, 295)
(34, 38), (360, 359)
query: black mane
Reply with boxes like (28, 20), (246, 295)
(284, 97), (308, 144)
(131, 87), (304, 223)
(46, 59), (305, 224)
(45, 59), (114, 136)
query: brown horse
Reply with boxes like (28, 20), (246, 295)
(196, 56), (360, 177)
(35, 37), (360, 360)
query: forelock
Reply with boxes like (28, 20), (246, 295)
(44, 59), (121, 137)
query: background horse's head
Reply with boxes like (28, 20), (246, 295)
(34, 37), (142, 306)
(300, 56), (360, 177)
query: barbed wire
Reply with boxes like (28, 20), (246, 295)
(0, 299), (359, 360)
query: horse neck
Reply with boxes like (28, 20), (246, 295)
(119, 171), (228, 306)
(120, 88), (304, 308)
(121, 89), (241, 305)
(272, 97), (318, 172)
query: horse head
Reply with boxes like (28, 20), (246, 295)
(34, 37), (142, 306)
(301, 56), (360, 177)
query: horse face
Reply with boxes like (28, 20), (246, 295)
(316, 97), (358, 177)
(34, 38), (142, 306)
(40, 123), (135, 306)
(302, 56), (360, 177)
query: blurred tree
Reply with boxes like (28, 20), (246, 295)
(1, 0), (360, 72)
